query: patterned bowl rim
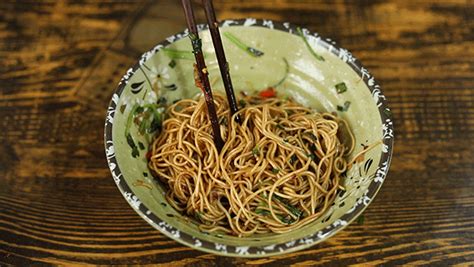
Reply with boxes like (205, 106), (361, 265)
(104, 18), (394, 258)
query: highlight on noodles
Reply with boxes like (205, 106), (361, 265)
(148, 90), (357, 236)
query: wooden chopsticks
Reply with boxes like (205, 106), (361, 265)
(202, 0), (241, 124)
(181, 0), (241, 151)
(181, 0), (224, 151)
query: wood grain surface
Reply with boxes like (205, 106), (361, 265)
(1, 0), (473, 265)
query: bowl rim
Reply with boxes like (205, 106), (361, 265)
(104, 18), (394, 258)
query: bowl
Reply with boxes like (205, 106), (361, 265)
(104, 18), (394, 257)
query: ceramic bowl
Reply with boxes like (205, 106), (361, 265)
(104, 18), (394, 257)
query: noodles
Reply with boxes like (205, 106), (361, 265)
(148, 93), (355, 236)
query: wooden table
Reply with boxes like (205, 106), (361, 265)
(1, 0), (473, 265)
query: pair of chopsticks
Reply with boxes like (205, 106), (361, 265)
(181, 0), (241, 152)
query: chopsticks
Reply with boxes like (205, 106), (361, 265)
(202, 0), (241, 124)
(181, 0), (224, 151)
(181, 0), (241, 151)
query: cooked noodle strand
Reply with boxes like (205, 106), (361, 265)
(149, 93), (355, 236)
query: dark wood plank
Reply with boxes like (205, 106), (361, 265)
(0, 0), (473, 265)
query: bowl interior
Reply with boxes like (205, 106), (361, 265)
(106, 21), (392, 256)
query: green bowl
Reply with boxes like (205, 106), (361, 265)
(104, 19), (394, 257)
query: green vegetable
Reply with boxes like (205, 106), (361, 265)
(337, 101), (351, 112)
(126, 133), (134, 149)
(277, 215), (295, 224)
(120, 104), (126, 114)
(223, 32), (264, 57)
(258, 199), (269, 207)
(138, 104), (163, 134)
(135, 106), (144, 114)
(296, 27), (325, 61)
(271, 57), (289, 88)
(158, 97), (167, 105)
(290, 155), (297, 164)
(141, 103), (158, 110)
(194, 212), (204, 222)
(252, 145), (260, 156)
(272, 168), (280, 174)
(335, 82), (348, 94)
(126, 133), (139, 158)
(189, 33), (202, 54)
(273, 195), (303, 219)
(239, 99), (246, 108)
(168, 59), (176, 68)
(255, 209), (270, 216)
(149, 116), (161, 133)
(131, 147), (139, 158)
(164, 84), (177, 91)
(138, 117), (148, 135)
(162, 48), (195, 60)
(307, 133), (318, 141)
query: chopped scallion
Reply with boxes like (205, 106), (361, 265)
(335, 82), (348, 94)
(255, 209), (270, 216)
(168, 59), (176, 68)
(273, 195), (303, 219)
(252, 145), (260, 156)
(296, 27), (325, 61)
(337, 101), (351, 112)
